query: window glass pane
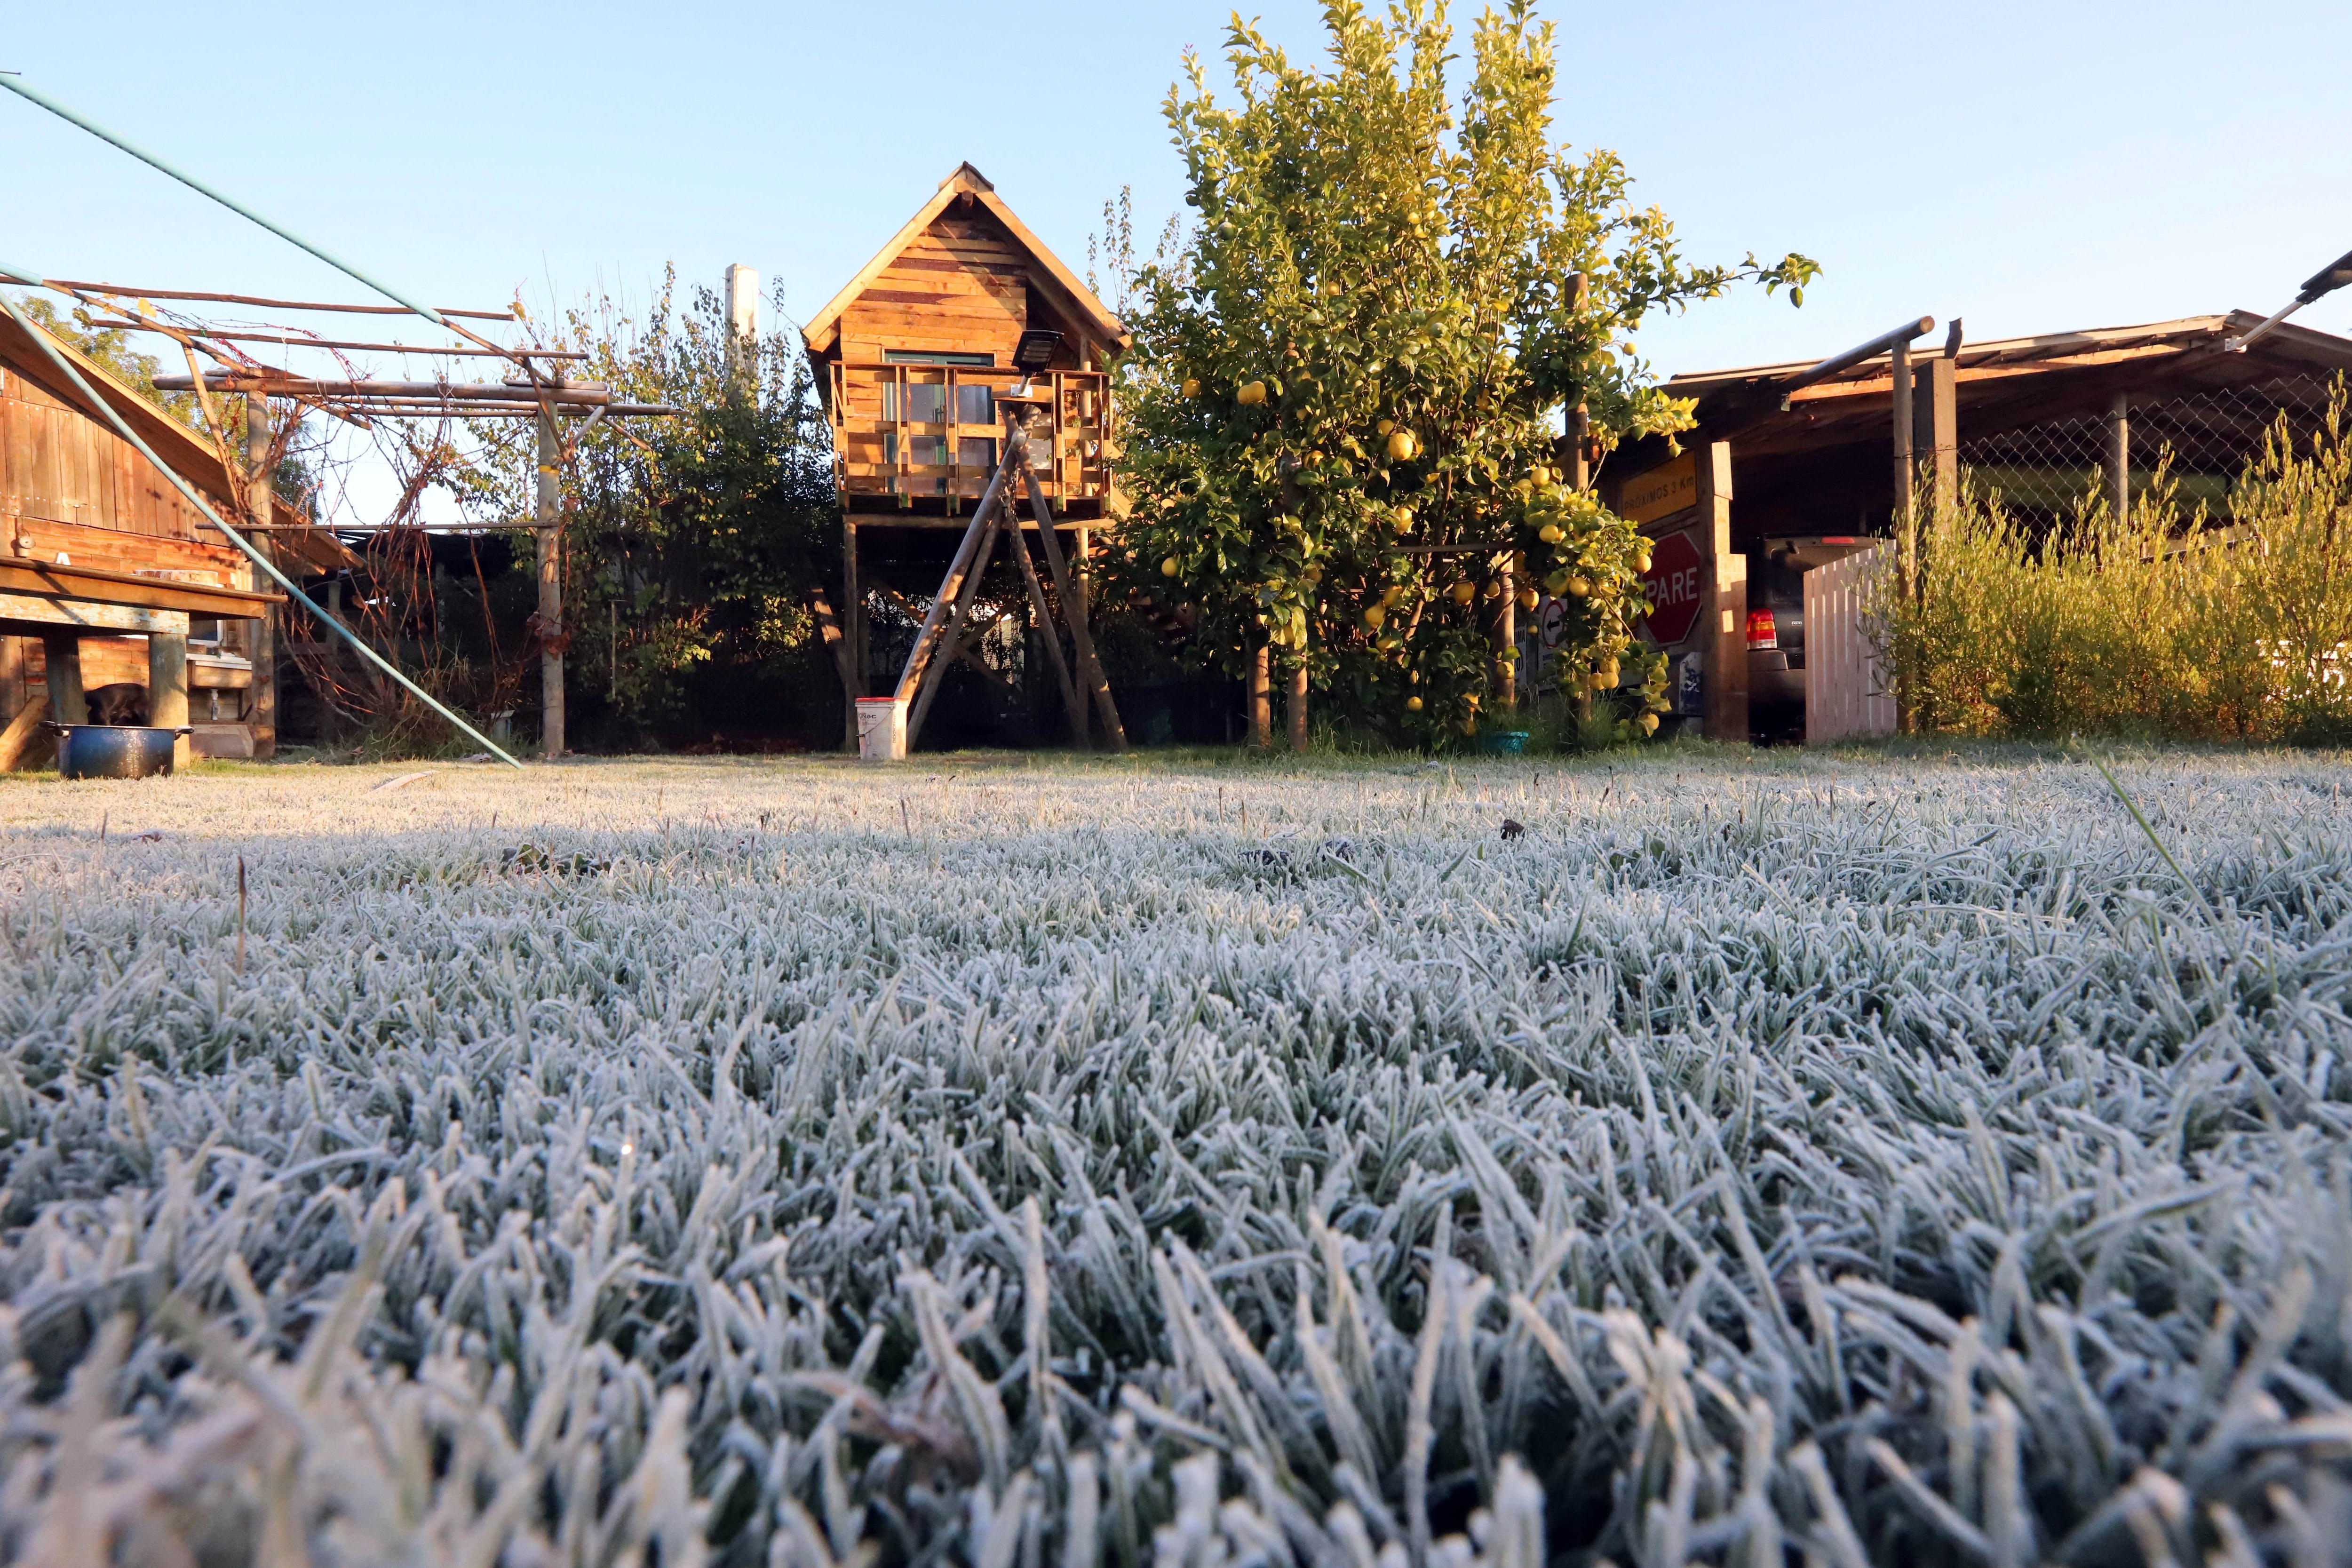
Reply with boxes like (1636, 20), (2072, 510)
(957, 384), (994, 427)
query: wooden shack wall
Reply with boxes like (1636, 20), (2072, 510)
(2, 366), (217, 541)
(839, 208), (1029, 365)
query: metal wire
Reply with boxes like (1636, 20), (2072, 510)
(1957, 375), (2338, 521)
(0, 76), (453, 331)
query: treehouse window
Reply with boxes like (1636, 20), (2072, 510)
(880, 353), (998, 487)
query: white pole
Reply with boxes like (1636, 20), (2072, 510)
(724, 264), (760, 380)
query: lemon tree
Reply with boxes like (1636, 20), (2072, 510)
(1110, 0), (1813, 744)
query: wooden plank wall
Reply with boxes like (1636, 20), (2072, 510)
(1, 367), (217, 542)
(840, 208), (1028, 364)
(1804, 543), (1898, 744)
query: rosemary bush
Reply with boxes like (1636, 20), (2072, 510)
(1881, 390), (2352, 743)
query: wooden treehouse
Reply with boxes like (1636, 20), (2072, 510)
(0, 309), (350, 769)
(803, 162), (1129, 754)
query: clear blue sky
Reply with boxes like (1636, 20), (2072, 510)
(8, 0), (2348, 380)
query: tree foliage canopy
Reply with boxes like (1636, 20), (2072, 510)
(453, 275), (839, 735)
(1108, 0), (1815, 743)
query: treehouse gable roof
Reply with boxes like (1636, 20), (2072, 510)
(802, 163), (1128, 364)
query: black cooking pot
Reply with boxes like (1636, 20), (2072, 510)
(41, 723), (192, 780)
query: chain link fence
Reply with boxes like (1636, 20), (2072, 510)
(1956, 374), (2343, 522)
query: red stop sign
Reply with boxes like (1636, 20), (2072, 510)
(1642, 529), (1704, 647)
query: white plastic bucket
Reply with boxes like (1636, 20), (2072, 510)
(856, 696), (908, 762)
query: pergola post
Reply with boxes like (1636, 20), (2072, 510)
(2107, 392), (2131, 523)
(536, 406), (564, 757)
(245, 392), (277, 758)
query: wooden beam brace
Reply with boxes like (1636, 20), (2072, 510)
(1011, 528), (1087, 746)
(892, 438), (1020, 706)
(0, 688), (49, 772)
(907, 507), (1005, 747)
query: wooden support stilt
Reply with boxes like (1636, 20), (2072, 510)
(841, 519), (863, 751)
(42, 633), (87, 725)
(149, 631), (190, 769)
(1023, 467), (1126, 752)
(1012, 528), (1087, 746)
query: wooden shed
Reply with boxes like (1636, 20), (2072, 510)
(802, 163), (1129, 740)
(0, 310), (349, 768)
(1597, 310), (2352, 746)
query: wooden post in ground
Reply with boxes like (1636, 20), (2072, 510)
(245, 392), (277, 758)
(2107, 392), (2131, 523)
(1692, 442), (1747, 745)
(149, 630), (190, 769)
(41, 632), (86, 726)
(1914, 354), (1958, 518)
(1285, 662), (1309, 750)
(841, 519), (863, 750)
(1890, 337), (1915, 527)
(1248, 644), (1271, 747)
(536, 406), (565, 757)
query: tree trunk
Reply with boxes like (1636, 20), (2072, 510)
(1248, 643), (1271, 748)
(1286, 661), (1309, 751)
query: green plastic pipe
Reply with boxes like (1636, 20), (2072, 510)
(0, 265), (524, 768)
(0, 76), (453, 330)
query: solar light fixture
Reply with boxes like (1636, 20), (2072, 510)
(1013, 328), (1063, 373)
(2225, 246), (2352, 352)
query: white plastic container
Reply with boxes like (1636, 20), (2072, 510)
(856, 696), (908, 762)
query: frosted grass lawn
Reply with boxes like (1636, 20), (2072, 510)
(2, 744), (2350, 1566)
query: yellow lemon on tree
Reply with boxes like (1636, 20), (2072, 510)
(1640, 712), (1661, 735)
(1160, 556), (1181, 578)
(1181, 377), (1201, 398)
(1538, 523), (1564, 544)
(1363, 604), (1386, 630)
(1449, 581), (1477, 605)
(1376, 418), (1396, 436)
(1381, 585), (1404, 607)
(1566, 575), (1591, 597)
(1386, 430), (1420, 462)
(1532, 465), (1552, 486)
(1303, 565), (1323, 584)
(1237, 380), (1268, 406)
(1633, 549), (1653, 573)
(1392, 506), (1414, 534)
(1516, 587), (1539, 611)
(1405, 694), (1423, 712)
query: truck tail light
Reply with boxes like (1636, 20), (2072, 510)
(1746, 608), (1779, 651)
